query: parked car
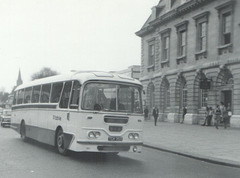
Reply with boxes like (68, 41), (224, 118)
(0, 107), (3, 122)
(1, 109), (11, 127)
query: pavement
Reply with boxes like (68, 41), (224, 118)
(143, 120), (240, 168)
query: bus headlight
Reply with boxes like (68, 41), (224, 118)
(128, 133), (139, 140)
(128, 133), (134, 139)
(133, 133), (139, 139)
(95, 132), (101, 138)
(88, 131), (101, 138)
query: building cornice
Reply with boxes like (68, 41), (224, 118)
(136, 0), (215, 37)
(140, 57), (240, 82)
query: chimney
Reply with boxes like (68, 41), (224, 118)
(151, 6), (157, 20)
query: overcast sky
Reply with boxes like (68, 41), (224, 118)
(0, 0), (159, 93)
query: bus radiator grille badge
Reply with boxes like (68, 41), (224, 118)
(109, 126), (122, 132)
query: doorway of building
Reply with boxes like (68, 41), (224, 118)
(221, 90), (232, 108)
(221, 90), (232, 124)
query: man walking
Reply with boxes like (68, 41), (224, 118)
(152, 106), (159, 126)
(220, 102), (227, 129)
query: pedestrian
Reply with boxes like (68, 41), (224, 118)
(214, 104), (221, 129)
(227, 103), (232, 125)
(144, 106), (149, 120)
(220, 102), (228, 129)
(152, 106), (159, 126)
(180, 106), (187, 124)
(201, 106), (209, 126)
(207, 107), (213, 126)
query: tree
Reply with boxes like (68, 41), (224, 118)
(0, 91), (9, 104)
(31, 67), (59, 81)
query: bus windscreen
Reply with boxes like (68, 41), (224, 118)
(82, 83), (142, 113)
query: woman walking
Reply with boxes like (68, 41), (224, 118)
(215, 105), (221, 129)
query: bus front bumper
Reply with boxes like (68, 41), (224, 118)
(75, 141), (143, 153)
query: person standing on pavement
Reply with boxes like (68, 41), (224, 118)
(180, 106), (187, 124)
(207, 107), (213, 126)
(214, 104), (221, 129)
(201, 106), (209, 126)
(152, 106), (159, 126)
(220, 102), (228, 129)
(227, 103), (232, 125)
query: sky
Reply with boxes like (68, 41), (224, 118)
(0, 0), (159, 93)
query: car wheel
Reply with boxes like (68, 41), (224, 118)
(56, 128), (68, 155)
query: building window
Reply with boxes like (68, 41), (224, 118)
(201, 89), (208, 107)
(160, 28), (171, 68)
(179, 31), (186, 56)
(193, 12), (209, 60)
(175, 21), (188, 64)
(222, 12), (232, 45)
(199, 22), (207, 51)
(216, 1), (234, 55)
(163, 36), (169, 60)
(147, 39), (155, 71)
(149, 44), (155, 66)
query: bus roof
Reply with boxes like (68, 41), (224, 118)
(15, 71), (142, 91)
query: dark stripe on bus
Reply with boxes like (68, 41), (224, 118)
(12, 104), (57, 110)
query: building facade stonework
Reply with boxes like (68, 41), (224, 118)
(136, 0), (240, 127)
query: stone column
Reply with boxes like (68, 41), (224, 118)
(183, 71), (199, 125)
(167, 74), (180, 123)
(230, 64), (240, 127)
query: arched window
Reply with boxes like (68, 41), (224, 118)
(201, 89), (208, 107)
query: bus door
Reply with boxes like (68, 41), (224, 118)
(57, 81), (73, 131)
(58, 81), (80, 149)
(67, 81), (81, 132)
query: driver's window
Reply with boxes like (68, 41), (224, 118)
(59, 81), (72, 109)
(69, 81), (81, 109)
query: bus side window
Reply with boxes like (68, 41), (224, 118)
(24, 87), (32, 103)
(32, 85), (41, 103)
(17, 89), (24, 104)
(41, 84), (51, 103)
(13, 92), (17, 105)
(59, 81), (72, 108)
(50, 83), (63, 103)
(70, 81), (81, 109)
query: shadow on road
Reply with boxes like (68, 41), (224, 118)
(14, 137), (143, 166)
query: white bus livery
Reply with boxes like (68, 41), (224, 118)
(11, 71), (143, 155)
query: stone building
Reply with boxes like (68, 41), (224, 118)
(111, 65), (141, 80)
(136, 0), (240, 127)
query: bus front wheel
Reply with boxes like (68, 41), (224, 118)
(56, 128), (68, 155)
(20, 121), (27, 142)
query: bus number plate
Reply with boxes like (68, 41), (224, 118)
(108, 136), (123, 141)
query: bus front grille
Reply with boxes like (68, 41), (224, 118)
(104, 116), (128, 124)
(97, 146), (130, 152)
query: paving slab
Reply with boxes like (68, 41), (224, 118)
(143, 121), (240, 167)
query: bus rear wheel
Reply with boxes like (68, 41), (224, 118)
(56, 128), (68, 155)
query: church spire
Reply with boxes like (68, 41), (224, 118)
(17, 69), (23, 86)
